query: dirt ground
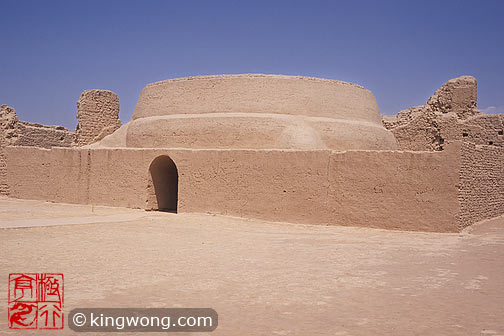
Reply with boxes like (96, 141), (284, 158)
(1, 196), (503, 335)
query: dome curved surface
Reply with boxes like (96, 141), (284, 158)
(99, 74), (397, 150)
(132, 74), (382, 125)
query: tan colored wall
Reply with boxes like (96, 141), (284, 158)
(0, 105), (74, 195)
(383, 108), (442, 151)
(13, 122), (75, 147)
(0, 133), (9, 194)
(6, 145), (461, 232)
(4, 147), (52, 201)
(384, 76), (503, 151)
(1, 105), (74, 149)
(458, 142), (504, 229)
(438, 113), (503, 147)
(326, 147), (461, 232)
(386, 111), (503, 152)
(0, 105), (16, 194)
(426, 76), (478, 118)
(75, 90), (121, 146)
(1, 89), (122, 195)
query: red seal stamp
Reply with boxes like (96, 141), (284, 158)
(8, 273), (64, 329)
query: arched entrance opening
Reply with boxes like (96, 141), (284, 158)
(147, 155), (178, 212)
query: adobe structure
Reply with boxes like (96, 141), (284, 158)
(1, 74), (503, 232)
(0, 90), (121, 195)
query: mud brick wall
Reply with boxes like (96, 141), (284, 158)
(1, 122), (74, 194)
(384, 76), (503, 152)
(14, 122), (74, 148)
(75, 90), (121, 146)
(456, 114), (503, 147)
(0, 141), (8, 195)
(0, 105), (17, 194)
(0, 105), (75, 195)
(458, 142), (504, 229)
(1, 89), (121, 194)
(7, 144), (461, 232)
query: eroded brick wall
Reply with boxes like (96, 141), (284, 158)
(0, 104), (74, 195)
(459, 142), (504, 229)
(384, 76), (503, 151)
(384, 76), (504, 227)
(0, 141), (8, 194)
(0, 105), (17, 194)
(75, 90), (121, 146)
(14, 122), (74, 148)
(1, 89), (121, 195)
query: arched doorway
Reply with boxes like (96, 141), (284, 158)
(147, 155), (178, 212)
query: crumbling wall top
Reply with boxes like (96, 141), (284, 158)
(426, 75), (479, 118)
(384, 76), (503, 151)
(75, 90), (121, 146)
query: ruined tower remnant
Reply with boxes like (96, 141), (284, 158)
(426, 76), (479, 119)
(75, 90), (121, 146)
(383, 76), (503, 151)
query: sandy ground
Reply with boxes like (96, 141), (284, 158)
(1, 196), (503, 336)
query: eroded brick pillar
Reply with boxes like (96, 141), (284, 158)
(75, 90), (121, 146)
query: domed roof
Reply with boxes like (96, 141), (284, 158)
(99, 74), (397, 150)
(132, 74), (382, 125)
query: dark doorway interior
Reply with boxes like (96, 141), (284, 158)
(149, 155), (178, 212)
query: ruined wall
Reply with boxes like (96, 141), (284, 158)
(383, 107), (442, 151)
(1, 89), (121, 194)
(383, 76), (503, 151)
(6, 145), (461, 232)
(0, 105), (17, 195)
(383, 76), (504, 227)
(0, 105), (74, 195)
(459, 142), (504, 229)
(13, 122), (74, 147)
(437, 113), (503, 147)
(0, 149), (6, 194)
(75, 90), (121, 146)
(426, 75), (479, 119)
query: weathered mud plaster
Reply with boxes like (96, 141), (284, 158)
(3, 74), (504, 232)
(0, 105), (74, 195)
(7, 144), (460, 232)
(383, 76), (503, 151)
(75, 90), (121, 146)
(110, 74), (398, 151)
(1, 90), (121, 195)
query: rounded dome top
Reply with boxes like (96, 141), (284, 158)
(132, 74), (383, 125)
(97, 74), (397, 151)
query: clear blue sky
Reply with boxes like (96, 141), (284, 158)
(1, 0), (503, 129)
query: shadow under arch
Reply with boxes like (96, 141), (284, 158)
(147, 155), (178, 212)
